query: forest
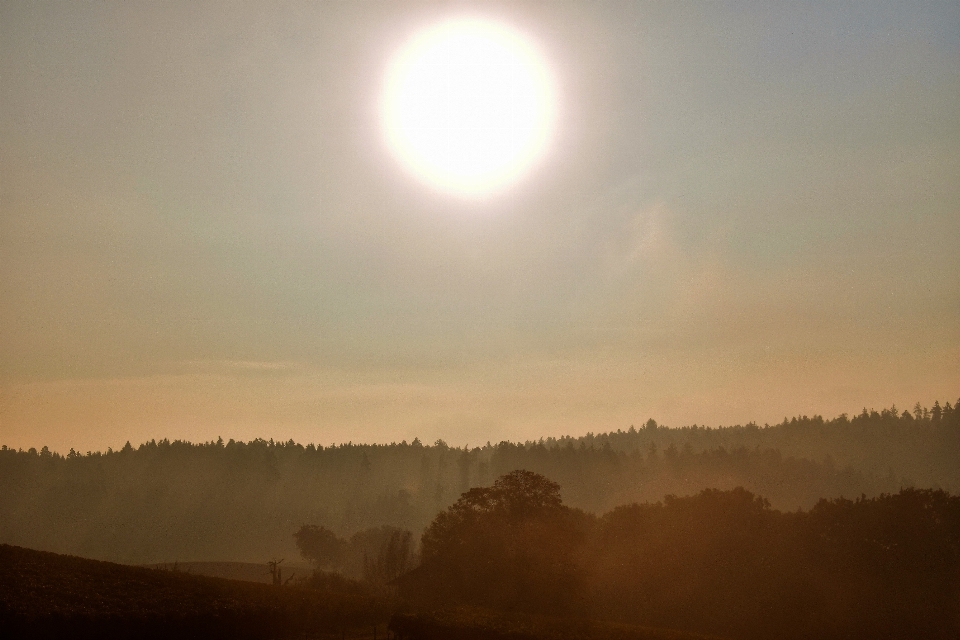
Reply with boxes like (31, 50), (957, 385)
(1, 400), (957, 565)
(395, 471), (959, 639)
(1, 400), (958, 638)
(4, 476), (956, 639)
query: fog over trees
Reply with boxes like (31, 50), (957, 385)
(401, 471), (959, 639)
(0, 401), (957, 564)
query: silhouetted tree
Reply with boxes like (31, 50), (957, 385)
(411, 470), (591, 615)
(295, 526), (346, 571)
(364, 529), (412, 584)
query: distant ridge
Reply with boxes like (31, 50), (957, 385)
(2, 401), (957, 565)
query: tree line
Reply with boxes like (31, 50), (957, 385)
(0, 400), (956, 564)
(399, 470), (959, 640)
(293, 524), (414, 585)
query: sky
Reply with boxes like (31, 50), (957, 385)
(2, 1), (958, 454)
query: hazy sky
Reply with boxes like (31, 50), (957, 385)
(2, 1), (958, 453)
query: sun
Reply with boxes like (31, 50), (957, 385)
(381, 17), (558, 199)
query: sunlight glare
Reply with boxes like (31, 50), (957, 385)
(381, 17), (557, 199)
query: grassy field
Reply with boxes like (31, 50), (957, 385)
(0, 544), (391, 639)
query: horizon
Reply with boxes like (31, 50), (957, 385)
(6, 395), (954, 456)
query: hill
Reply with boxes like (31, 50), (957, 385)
(0, 544), (389, 639)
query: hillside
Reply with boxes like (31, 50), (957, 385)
(144, 561), (311, 585)
(0, 544), (389, 639)
(0, 544), (725, 640)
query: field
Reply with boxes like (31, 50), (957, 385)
(0, 544), (390, 639)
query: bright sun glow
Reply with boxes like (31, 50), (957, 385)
(382, 17), (558, 198)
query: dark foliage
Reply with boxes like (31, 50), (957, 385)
(1, 400), (956, 564)
(293, 524), (346, 570)
(295, 523), (414, 584)
(401, 472), (960, 640)
(413, 470), (590, 615)
(365, 528), (414, 585)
